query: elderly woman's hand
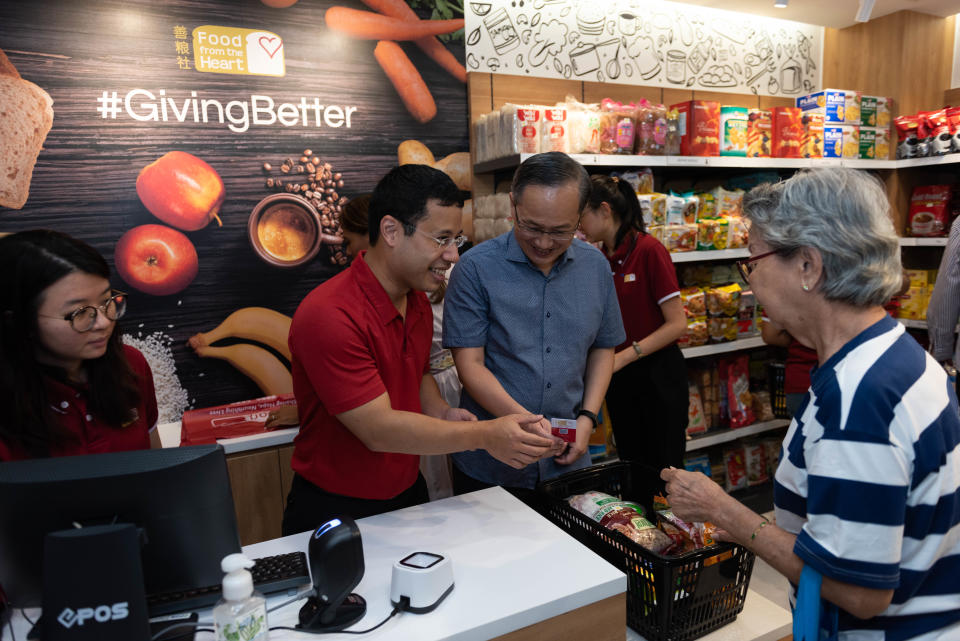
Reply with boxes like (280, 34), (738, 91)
(660, 467), (731, 525)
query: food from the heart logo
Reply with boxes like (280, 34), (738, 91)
(247, 31), (285, 75)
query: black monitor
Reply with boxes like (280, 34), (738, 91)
(0, 444), (241, 609)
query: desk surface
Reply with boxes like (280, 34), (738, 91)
(158, 421), (298, 454)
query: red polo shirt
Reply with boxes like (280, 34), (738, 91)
(607, 231), (681, 350)
(0, 345), (158, 461)
(288, 251), (432, 500)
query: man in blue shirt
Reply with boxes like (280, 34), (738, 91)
(443, 152), (626, 491)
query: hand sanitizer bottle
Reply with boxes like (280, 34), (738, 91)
(213, 553), (269, 641)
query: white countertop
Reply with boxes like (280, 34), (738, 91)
(157, 421), (298, 454)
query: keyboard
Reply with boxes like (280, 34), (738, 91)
(147, 551), (311, 616)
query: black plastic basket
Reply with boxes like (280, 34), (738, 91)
(536, 461), (756, 641)
(768, 362), (790, 419)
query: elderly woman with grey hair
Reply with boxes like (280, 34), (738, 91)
(662, 169), (960, 640)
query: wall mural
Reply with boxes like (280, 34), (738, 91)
(465, 0), (823, 96)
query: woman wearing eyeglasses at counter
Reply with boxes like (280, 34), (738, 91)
(579, 175), (689, 471)
(0, 230), (159, 461)
(662, 169), (960, 638)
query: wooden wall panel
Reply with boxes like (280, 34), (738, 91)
(582, 81), (657, 106)
(898, 12), (954, 115)
(759, 96), (796, 111)
(945, 87), (960, 106)
(490, 74), (582, 110)
(226, 449), (284, 546)
(693, 91), (758, 109)
(662, 88), (693, 108)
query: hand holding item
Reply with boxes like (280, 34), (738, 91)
(443, 406), (477, 422)
(483, 413), (555, 469)
(660, 466), (730, 525)
(553, 415), (592, 465)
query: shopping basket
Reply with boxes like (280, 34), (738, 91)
(536, 461), (755, 641)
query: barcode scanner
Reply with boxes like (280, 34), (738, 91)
(297, 517), (366, 633)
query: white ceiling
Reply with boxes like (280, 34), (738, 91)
(668, 0), (960, 28)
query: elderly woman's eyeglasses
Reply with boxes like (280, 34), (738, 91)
(512, 203), (580, 242)
(39, 291), (128, 332)
(736, 250), (782, 282)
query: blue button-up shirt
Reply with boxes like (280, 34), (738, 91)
(442, 231), (625, 488)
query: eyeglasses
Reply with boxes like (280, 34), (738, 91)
(39, 291), (128, 332)
(735, 250), (783, 282)
(406, 225), (467, 250)
(512, 203), (580, 242)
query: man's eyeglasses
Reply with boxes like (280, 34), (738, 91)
(39, 291), (128, 333)
(735, 250), (784, 282)
(512, 202), (580, 242)
(405, 225), (467, 250)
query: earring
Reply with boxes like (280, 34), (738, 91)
(802, 283), (810, 291)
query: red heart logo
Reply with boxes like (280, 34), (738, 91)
(258, 36), (282, 59)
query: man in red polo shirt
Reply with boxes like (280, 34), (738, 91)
(282, 165), (557, 535)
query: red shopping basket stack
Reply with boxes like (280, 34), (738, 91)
(536, 461), (755, 641)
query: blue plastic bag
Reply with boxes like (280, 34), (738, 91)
(793, 565), (839, 641)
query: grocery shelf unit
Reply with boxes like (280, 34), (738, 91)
(687, 419), (791, 452)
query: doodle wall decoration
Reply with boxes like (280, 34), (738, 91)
(465, 0), (823, 96)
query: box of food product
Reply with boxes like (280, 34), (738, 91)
(898, 286), (929, 320)
(859, 127), (877, 159)
(671, 100), (721, 156)
(841, 125), (860, 158)
(771, 107), (803, 158)
(801, 112), (824, 158)
(796, 89), (859, 124)
(861, 95), (894, 128)
(684, 452), (712, 476)
(875, 127), (891, 159)
(720, 106), (748, 156)
(746, 109), (772, 157)
(181, 394), (298, 445)
(876, 97), (893, 128)
(904, 269), (938, 289)
(823, 125), (844, 158)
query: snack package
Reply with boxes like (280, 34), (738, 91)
(671, 100), (720, 156)
(647, 224), (664, 243)
(680, 315), (708, 348)
(708, 315), (738, 343)
(706, 283), (742, 316)
(653, 495), (716, 549)
(566, 96), (604, 154)
(724, 446), (748, 491)
(895, 115), (921, 159)
(772, 107), (803, 158)
(634, 99), (668, 155)
(510, 104), (542, 154)
(566, 491), (675, 553)
(684, 452), (712, 477)
(925, 109), (952, 156)
(680, 286), (706, 317)
(746, 109), (772, 157)
(664, 107), (681, 155)
(744, 441), (769, 486)
(687, 384), (707, 435)
(666, 193), (699, 225)
(712, 186), (744, 218)
(601, 98), (636, 154)
(727, 216), (749, 249)
(841, 125), (860, 159)
(761, 437), (782, 477)
(540, 107), (569, 153)
(801, 112), (824, 158)
(720, 106), (748, 156)
(751, 390), (775, 422)
(907, 185), (951, 237)
(638, 192), (667, 226)
(620, 168), (654, 194)
(725, 354), (755, 428)
(947, 106), (960, 153)
(697, 218), (727, 251)
(696, 191), (716, 218)
(663, 223), (697, 252)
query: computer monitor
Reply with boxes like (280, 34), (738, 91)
(0, 444), (242, 608)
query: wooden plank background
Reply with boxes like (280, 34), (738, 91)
(0, 0), (469, 411)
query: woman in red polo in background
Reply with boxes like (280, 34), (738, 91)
(0, 230), (158, 461)
(580, 175), (689, 470)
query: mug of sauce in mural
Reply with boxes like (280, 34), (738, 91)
(248, 193), (322, 267)
(483, 8), (519, 55)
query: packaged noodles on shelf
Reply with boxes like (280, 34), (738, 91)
(540, 107), (569, 153)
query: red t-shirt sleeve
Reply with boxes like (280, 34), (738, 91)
(291, 303), (387, 416)
(645, 238), (681, 304)
(124, 345), (159, 429)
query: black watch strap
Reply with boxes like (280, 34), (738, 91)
(576, 409), (599, 430)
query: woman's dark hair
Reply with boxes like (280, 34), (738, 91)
(368, 165), (462, 246)
(586, 174), (646, 248)
(341, 194), (371, 235)
(0, 230), (140, 457)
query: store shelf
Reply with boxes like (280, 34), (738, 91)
(899, 237), (948, 246)
(898, 154), (960, 168)
(474, 154), (909, 173)
(686, 419), (791, 452)
(671, 248), (749, 263)
(681, 336), (767, 359)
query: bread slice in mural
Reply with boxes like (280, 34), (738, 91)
(0, 50), (54, 209)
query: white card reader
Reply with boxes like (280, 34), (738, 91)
(389, 552), (454, 613)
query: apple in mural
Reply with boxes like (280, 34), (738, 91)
(136, 151), (225, 231)
(115, 224), (199, 296)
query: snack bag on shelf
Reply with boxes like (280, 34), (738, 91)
(707, 283), (742, 316)
(638, 192), (667, 226)
(696, 191), (716, 218)
(801, 112), (824, 158)
(680, 316), (708, 348)
(687, 384), (707, 435)
(708, 315), (738, 343)
(746, 109), (772, 158)
(907, 185), (951, 237)
(947, 106), (960, 153)
(619, 168), (654, 194)
(664, 107), (681, 155)
(772, 107), (803, 158)
(663, 224), (697, 252)
(665, 194), (687, 225)
(761, 437), (782, 477)
(697, 218), (726, 250)
(841, 125), (860, 159)
(506, 104), (542, 154)
(540, 107), (569, 153)
(566, 97), (604, 154)
(720, 106), (748, 156)
(712, 186), (744, 218)
(924, 109), (952, 156)
(744, 441), (769, 486)
(724, 354), (755, 429)
(680, 286), (706, 317)
(751, 390), (775, 422)
(600, 98), (636, 154)
(895, 115), (921, 159)
(727, 216), (749, 249)
(647, 224), (664, 243)
(671, 100), (721, 156)
(724, 445), (748, 491)
(634, 99), (668, 155)
(684, 452), (712, 477)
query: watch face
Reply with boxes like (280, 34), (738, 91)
(400, 552), (443, 569)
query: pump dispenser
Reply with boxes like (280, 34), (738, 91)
(213, 553), (269, 641)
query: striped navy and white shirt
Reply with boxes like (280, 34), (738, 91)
(774, 314), (960, 641)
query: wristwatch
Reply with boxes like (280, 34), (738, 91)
(632, 341), (644, 358)
(576, 409), (599, 430)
